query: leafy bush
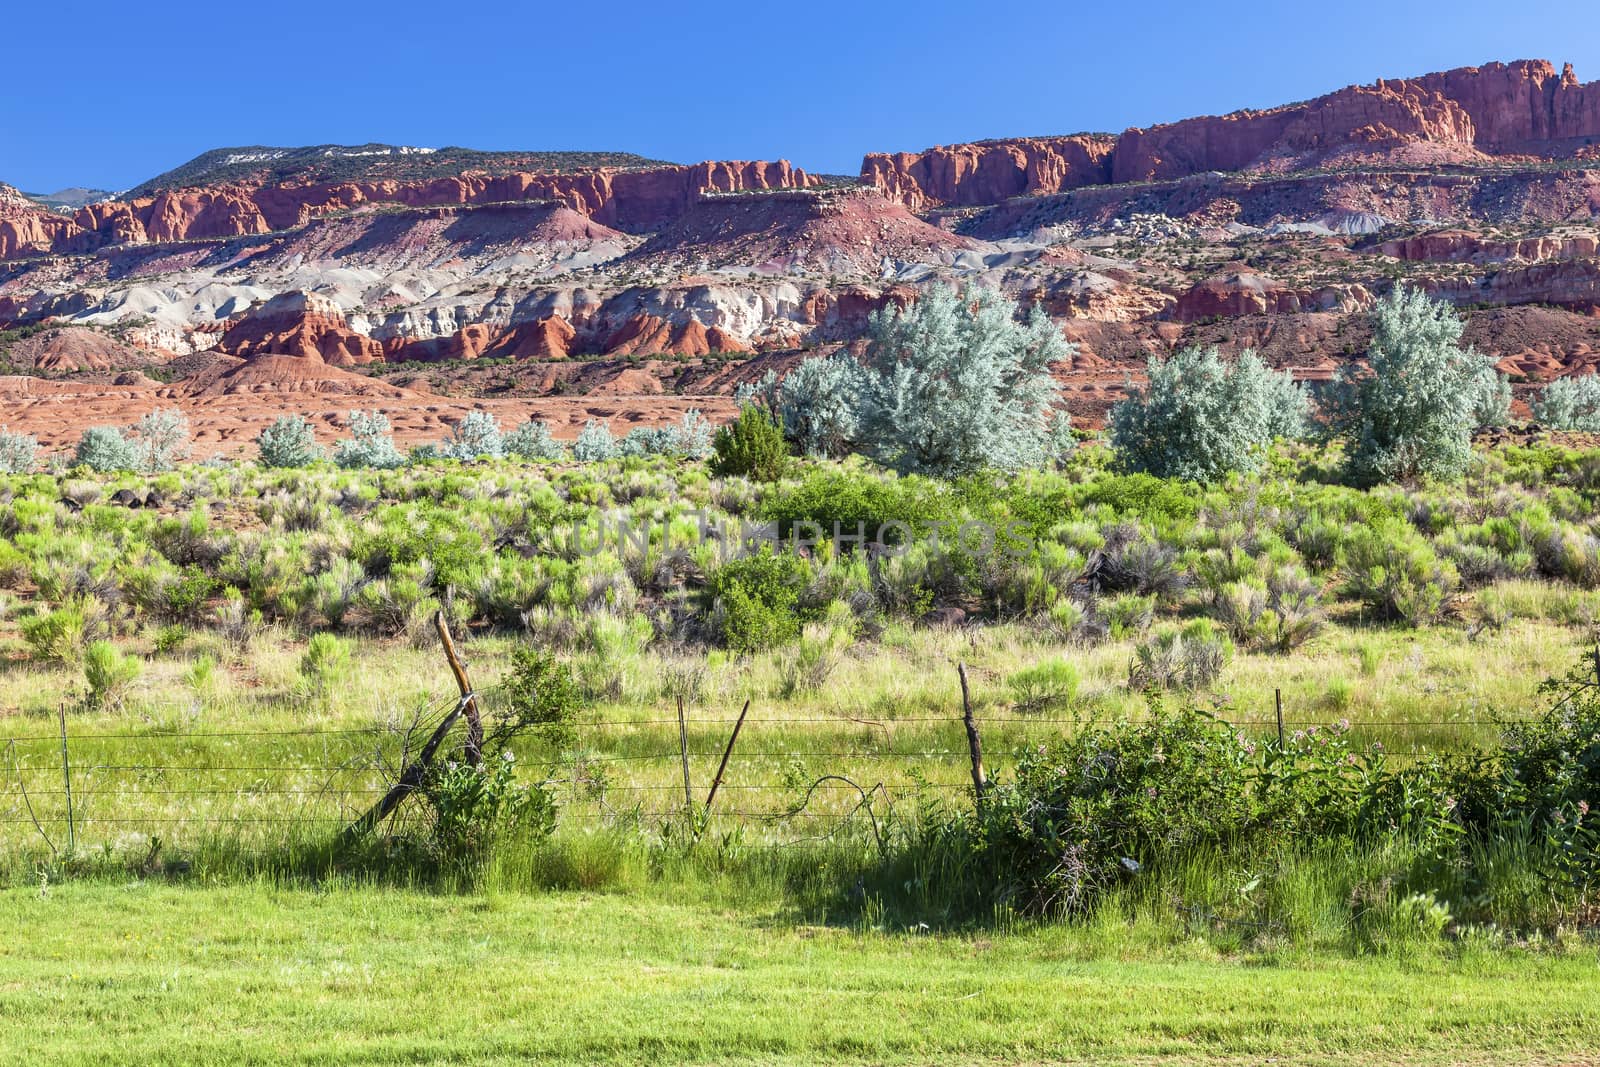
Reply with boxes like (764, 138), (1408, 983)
(860, 285), (1072, 476)
(129, 408), (191, 472)
(439, 411), (504, 460)
(752, 354), (869, 459)
(299, 632), (351, 696)
(22, 599), (92, 664)
(421, 752), (556, 871)
(1109, 347), (1306, 482)
(0, 428), (38, 474)
(709, 406), (787, 482)
(255, 415), (322, 468)
(1324, 287), (1507, 484)
(706, 547), (816, 652)
(73, 426), (139, 472)
(333, 410), (407, 470)
(570, 420), (618, 462)
(503, 419), (566, 460)
(1532, 374), (1600, 431)
(83, 640), (140, 710)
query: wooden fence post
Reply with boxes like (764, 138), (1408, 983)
(958, 663), (987, 810)
(434, 610), (483, 767)
(342, 695), (471, 842)
(57, 701), (74, 854)
(1275, 688), (1285, 748)
(704, 699), (751, 814)
(676, 696), (693, 815)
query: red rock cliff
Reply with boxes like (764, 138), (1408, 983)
(6, 160), (816, 259)
(860, 136), (1115, 211)
(867, 60), (1600, 205)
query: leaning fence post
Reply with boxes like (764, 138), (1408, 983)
(676, 696), (693, 815)
(1275, 688), (1285, 748)
(433, 610), (483, 767)
(57, 701), (75, 854)
(704, 699), (752, 814)
(957, 663), (987, 810)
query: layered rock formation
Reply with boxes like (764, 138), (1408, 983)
(5, 160), (816, 261)
(860, 136), (1115, 212)
(867, 60), (1600, 208)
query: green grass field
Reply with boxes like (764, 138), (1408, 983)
(6, 448), (1600, 1063)
(4, 882), (1598, 1066)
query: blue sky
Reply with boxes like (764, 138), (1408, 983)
(3, 0), (1595, 194)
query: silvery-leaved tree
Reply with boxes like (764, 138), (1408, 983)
(439, 410), (504, 460)
(1533, 374), (1600, 431)
(741, 354), (871, 460)
(859, 285), (1073, 477)
(1109, 347), (1308, 483)
(1324, 286), (1509, 484)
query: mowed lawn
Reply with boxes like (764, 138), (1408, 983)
(1, 884), (1598, 1065)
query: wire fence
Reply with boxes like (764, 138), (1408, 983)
(0, 671), (1544, 860)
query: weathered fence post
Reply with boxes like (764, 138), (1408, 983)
(342, 694), (472, 843)
(433, 610), (482, 767)
(957, 663), (987, 810)
(676, 696), (693, 815)
(704, 699), (751, 814)
(1275, 688), (1285, 748)
(57, 701), (74, 854)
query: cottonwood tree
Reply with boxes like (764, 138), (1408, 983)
(859, 285), (1073, 477)
(1325, 287), (1509, 484)
(1109, 347), (1307, 482)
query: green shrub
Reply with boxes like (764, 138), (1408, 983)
(1129, 620), (1232, 691)
(255, 415), (322, 467)
(1008, 658), (1080, 713)
(706, 547), (815, 652)
(709, 406), (787, 482)
(73, 426), (139, 472)
(83, 639), (140, 710)
(299, 632), (352, 696)
(21, 599), (92, 664)
(1109, 346), (1306, 482)
(1340, 524), (1458, 626)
